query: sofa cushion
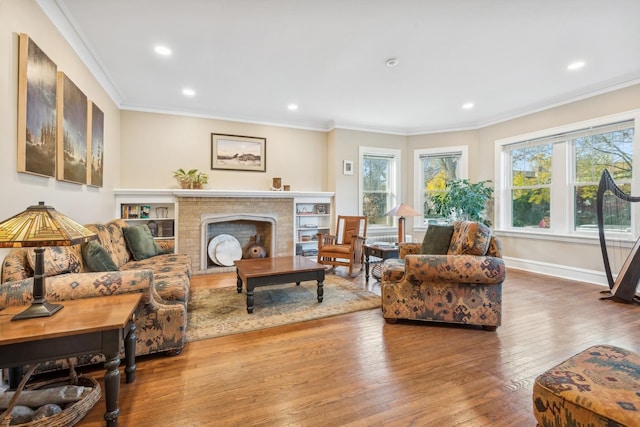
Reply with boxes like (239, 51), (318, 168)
(82, 240), (119, 272)
(123, 224), (164, 261)
(448, 221), (491, 256)
(420, 224), (454, 255)
(106, 220), (132, 266)
(26, 246), (81, 277)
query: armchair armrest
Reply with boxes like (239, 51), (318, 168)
(403, 254), (505, 284)
(0, 269), (155, 309)
(398, 243), (421, 259)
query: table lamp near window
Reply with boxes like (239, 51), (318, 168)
(0, 202), (97, 320)
(385, 203), (421, 244)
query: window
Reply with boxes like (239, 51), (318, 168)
(496, 112), (638, 237)
(414, 146), (468, 226)
(359, 147), (401, 227)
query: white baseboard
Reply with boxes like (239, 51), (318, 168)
(503, 256), (609, 288)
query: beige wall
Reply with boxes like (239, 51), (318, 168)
(331, 128), (407, 217)
(0, 0), (120, 230)
(119, 111), (328, 192)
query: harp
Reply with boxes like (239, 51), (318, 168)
(596, 169), (640, 303)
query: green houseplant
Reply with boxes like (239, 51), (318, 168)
(191, 171), (209, 189)
(173, 168), (208, 189)
(428, 179), (494, 226)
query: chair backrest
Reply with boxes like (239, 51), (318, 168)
(336, 216), (367, 245)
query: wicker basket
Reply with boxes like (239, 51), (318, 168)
(0, 364), (101, 427)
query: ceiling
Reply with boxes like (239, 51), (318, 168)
(42, 0), (640, 135)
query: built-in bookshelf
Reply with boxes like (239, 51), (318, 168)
(115, 191), (177, 242)
(294, 197), (332, 258)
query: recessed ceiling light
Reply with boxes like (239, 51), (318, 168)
(567, 61), (585, 71)
(154, 45), (172, 56)
(287, 104), (298, 111)
(182, 88), (195, 96)
(462, 102), (474, 110)
(385, 58), (399, 67)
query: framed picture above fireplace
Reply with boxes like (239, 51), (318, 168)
(211, 133), (266, 172)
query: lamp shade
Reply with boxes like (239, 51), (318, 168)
(0, 202), (97, 320)
(0, 202), (96, 248)
(385, 203), (421, 217)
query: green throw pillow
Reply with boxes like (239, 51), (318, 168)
(123, 224), (164, 261)
(420, 224), (454, 255)
(82, 240), (119, 272)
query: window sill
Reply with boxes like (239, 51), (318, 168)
(494, 228), (636, 248)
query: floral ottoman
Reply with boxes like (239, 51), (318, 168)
(533, 344), (640, 427)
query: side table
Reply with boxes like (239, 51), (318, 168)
(364, 244), (399, 282)
(0, 293), (141, 427)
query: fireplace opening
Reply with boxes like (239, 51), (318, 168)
(200, 214), (277, 272)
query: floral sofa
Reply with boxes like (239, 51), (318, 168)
(381, 221), (505, 330)
(0, 219), (191, 369)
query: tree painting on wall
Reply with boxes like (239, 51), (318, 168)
(88, 101), (104, 187)
(56, 72), (88, 185)
(17, 34), (57, 177)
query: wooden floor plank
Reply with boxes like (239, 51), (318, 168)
(74, 268), (640, 426)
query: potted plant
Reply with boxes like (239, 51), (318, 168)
(173, 168), (197, 188)
(428, 179), (494, 226)
(191, 171), (209, 189)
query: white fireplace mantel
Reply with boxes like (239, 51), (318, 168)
(114, 189), (334, 199)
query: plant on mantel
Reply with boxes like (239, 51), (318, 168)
(427, 179), (494, 226)
(173, 168), (209, 189)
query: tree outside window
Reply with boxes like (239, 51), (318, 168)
(502, 119), (635, 234)
(510, 144), (552, 228)
(415, 146), (467, 225)
(573, 126), (634, 231)
(360, 149), (400, 226)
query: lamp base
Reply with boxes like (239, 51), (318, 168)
(12, 301), (63, 321)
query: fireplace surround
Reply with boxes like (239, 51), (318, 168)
(114, 189), (334, 275)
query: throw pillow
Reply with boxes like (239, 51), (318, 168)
(26, 246), (81, 277)
(82, 240), (119, 272)
(448, 221), (491, 256)
(420, 224), (455, 255)
(123, 224), (164, 261)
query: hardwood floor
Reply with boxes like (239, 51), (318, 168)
(79, 268), (640, 426)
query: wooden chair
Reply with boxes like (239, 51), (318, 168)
(316, 216), (367, 275)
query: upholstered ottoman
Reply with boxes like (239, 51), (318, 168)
(533, 344), (640, 426)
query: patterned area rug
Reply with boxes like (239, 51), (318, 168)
(186, 275), (380, 341)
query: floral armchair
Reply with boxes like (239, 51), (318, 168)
(381, 221), (506, 331)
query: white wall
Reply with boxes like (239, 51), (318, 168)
(0, 1), (120, 236)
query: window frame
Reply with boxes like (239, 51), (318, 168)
(413, 145), (468, 230)
(494, 109), (640, 242)
(358, 146), (401, 231)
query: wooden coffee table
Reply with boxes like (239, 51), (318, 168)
(235, 256), (325, 313)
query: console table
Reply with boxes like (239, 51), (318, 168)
(0, 293), (141, 426)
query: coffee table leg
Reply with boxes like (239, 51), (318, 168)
(317, 280), (324, 302)
(246, 284), (255, 314)
(236, 272), (242, 293)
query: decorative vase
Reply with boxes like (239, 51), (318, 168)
(243, 235), (267, 259)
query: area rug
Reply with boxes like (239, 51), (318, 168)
(186, 276), (380, 341)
